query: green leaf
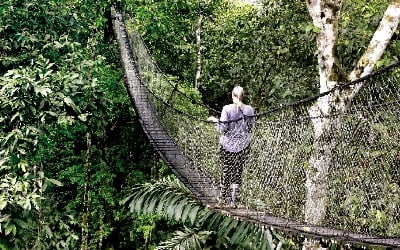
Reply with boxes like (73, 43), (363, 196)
(0, 214), (10, 223)
(10, 112), (20, 123)
(173, 201), (185, 221)
(188, 206), (200, 225)
(34, 86), (51, 97)
(134, 192), (146, 213)
(0, 182), (9, 188)
(44, 225), (53, 238)
(46, 178), (63, 186)
(222, 219), (238, 238)
(0, 199), (7, 210)
(22, 199), (31, 210)
(13, 218), (30, 229)
(147, 196), (158, 213)
(63, 96), (81, 113)
(218, 217), (234, 237)
(305, 24), (313, 33)
(5, 223), (16, 236)
(230, 222), (246, 243)
(204, 212), (223, 230)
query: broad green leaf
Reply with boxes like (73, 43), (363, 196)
(13, 218), (30, 229)
(188, 206), (200, 225)
(63, 96), (81, 113)
(34, 86), (51, 97)
(46, 178), (63, 186)
(0, 199), (7, 210)
(5, 223), (16, 236)
(181, 202), (193, 224)
(230, 222), (247, 243)
(0, 215), (10, 223)
(44, 225), (53, 238)
(22, 199), (31, 210)
(218, 217), (234, 237)
(222, 219), (238, 238)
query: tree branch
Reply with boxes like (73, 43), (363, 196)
(346, 0), (400, 100)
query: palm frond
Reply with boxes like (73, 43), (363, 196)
(122, 175), (277, 249)
(156, 227), (213, 250)
(122, 176), (203, 225)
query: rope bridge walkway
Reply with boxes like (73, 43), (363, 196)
(112, 9), (400, 248)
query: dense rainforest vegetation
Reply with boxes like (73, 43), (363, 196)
(1, 0), (398, 249)
(0, 0), (175, 248)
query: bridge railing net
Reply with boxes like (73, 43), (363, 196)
(325, 73), (400, 236)
(125, 21), (400, 238)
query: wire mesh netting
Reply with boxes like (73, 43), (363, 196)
(118, 12), (400, 243)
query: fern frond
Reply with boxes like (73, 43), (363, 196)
(122, 176), (204, 225)
(156, 227), (213, 250)
(122, 175), (276, 249)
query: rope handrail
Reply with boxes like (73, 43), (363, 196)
(123, 22), (400, 123)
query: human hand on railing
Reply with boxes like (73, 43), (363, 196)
(207, 116), (219, 123)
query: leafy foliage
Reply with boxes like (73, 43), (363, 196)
(200, 0), (318, 109)
(127, 0), (318, 111)
(156, 227), (213, 250)
(126, 0), (204, 84)
(339, 0), (399, 69)
(122, 175), (302, 249)
(0, 0), (167, 248)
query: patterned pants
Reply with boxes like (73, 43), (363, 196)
(220, 147), (250, 198)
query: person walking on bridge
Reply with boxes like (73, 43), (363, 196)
(208, 86), (254, 206)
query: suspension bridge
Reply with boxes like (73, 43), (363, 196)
(112, 9), (400, 248)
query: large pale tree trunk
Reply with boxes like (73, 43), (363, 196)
(304, 0), (400, 226)
(305, 0), (344, 225)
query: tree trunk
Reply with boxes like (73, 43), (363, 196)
(305, 0), (343, 225)
(195, 14), (203, 90)
(346, 0), (400, 102)
(304, 0), (400, 225)
(81, 132), (91, 250)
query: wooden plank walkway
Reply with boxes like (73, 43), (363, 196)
(112, 9), (400, 248)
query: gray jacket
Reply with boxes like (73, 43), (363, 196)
(215, 104), (254, 152)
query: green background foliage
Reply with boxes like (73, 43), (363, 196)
(1, 0), (399, 248)
(0, 0), (172, 248)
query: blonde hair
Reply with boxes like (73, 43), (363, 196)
(232, 86), (244, 108)
(232, 86), (244, 101)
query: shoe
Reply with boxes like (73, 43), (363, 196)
(224, 197), (236, 209)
